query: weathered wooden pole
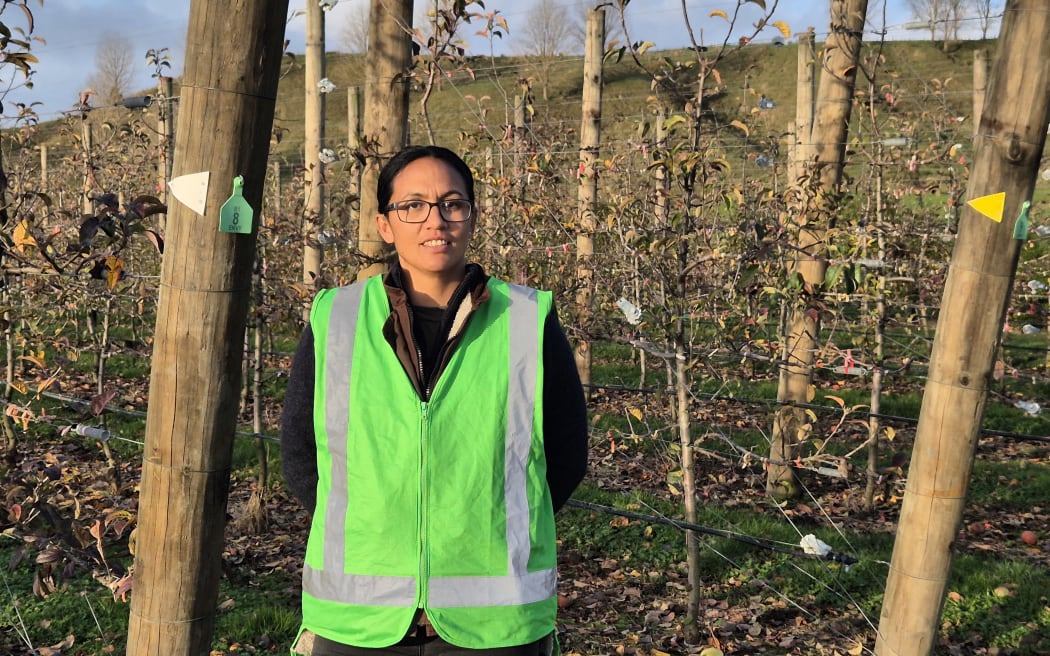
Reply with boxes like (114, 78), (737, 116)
(356, 0), (412, 281)
(875, 2), (1050, 653)
(574, 7), (604, 390)
(39, 144), (47, 186)
(973, 48), (988, 138)
(125, 0), (288, 652)
(788, 28), (816, 184)
(81, 119), (93, 216)
(302, 0), (325, 313)
(157, 75), (175, 232)
(347, 84), (363, 229)
(768, 0), (868, 498)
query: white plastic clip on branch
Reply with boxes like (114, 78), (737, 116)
(318, 0), (338, 11)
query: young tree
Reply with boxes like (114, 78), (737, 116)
(339, 1), (369, 53)
(86, 33), (135, 105)
(972, 0), (1003, 38)
(516, 0), (577, 101)
(906, 0), (967, 49)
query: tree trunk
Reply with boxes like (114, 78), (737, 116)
(356, 0), (413, 281)
(875, 2), (1050, 653)
(574, 8), (604, 391)
(125, 0), (288, 652)
(676, 349), (702, 644)
(768, 0), (868, 498)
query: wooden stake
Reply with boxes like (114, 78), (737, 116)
(769, 0), (869, 498)
(125, 0), (288, 652)
(875, 2), (1050, 653)
(302, 0), (325, 315)
(574, 8), (605, 390)
(356, 0), (413, 281)
(973, 48), (988, 139)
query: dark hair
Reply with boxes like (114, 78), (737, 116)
(376, 145), (475, 211)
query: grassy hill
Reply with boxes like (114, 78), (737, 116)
(21, 37), (1004, 165)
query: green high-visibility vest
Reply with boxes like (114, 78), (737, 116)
(299, 275), (557, 649)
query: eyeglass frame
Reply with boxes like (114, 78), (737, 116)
(382, 198), (475, 224)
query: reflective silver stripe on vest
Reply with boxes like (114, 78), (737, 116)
(303, 567), (417, 606)
(305, 282), (418, 606)
(503, 283), (538, 577)
(308, 281), (554, 609)
(428, 569), (556, 608)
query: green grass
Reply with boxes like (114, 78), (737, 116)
(0, 551), (128, 654)
(942, 557), (1050, 650)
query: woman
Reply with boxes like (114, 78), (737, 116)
(281, 145), (588, 655)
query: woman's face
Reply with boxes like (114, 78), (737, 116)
(376, 156), (475, 284)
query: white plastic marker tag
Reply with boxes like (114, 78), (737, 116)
(168, 171), (210, 216)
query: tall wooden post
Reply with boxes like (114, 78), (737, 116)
(39, 144), (47, 186)
(356, 0), (413, 281)
(973, 49), (988, 138)
(768, 0), (868, 498)
(81, 120), (94, 216)
(348, 84), (363, 229)
(125, 0), (288, 652)
(788, 29), (816, 183)
(574, 8), (604, 390)
(157, 75), (175, 232)
(875, 2), (1050, 653)
(302, 0), (326, 315)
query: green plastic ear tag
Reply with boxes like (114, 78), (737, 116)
(1012, 200), (1031, 240)
(219, 176), (253, 234)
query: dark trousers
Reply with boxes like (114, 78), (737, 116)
(308, 631), (555, 656)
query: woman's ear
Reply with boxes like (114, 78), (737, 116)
(376, 213), (395, 244)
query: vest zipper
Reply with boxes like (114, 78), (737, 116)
(406, 303), (430, 401)
(418, 400), (430, 609)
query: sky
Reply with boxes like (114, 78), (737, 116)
(3, 0), (1000, 124)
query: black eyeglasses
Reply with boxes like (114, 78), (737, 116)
(383, 199), (474, 224)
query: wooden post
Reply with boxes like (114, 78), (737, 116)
(157, 76), (175, 232)
(348, 84), (363, 228)
(513, 93), (527, 208)
(973, 49), (988, 138)
(875, 2), (1050, 653)
(574, 8), (604, 390)
(356, 0), (413, 281)
(302, 0), (325, 315)
(39, 144), (47, 186)
(125, 0), (288, 652)
(768, 0), (868, 498)
(789, 29), (816, 183)
(81, 119), (94, 216)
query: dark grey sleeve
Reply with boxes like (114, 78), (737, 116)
(542, 307), (589, 512)
(280, 325), (318, 514)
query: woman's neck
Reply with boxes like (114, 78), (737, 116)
(401, 268), (465, 309)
